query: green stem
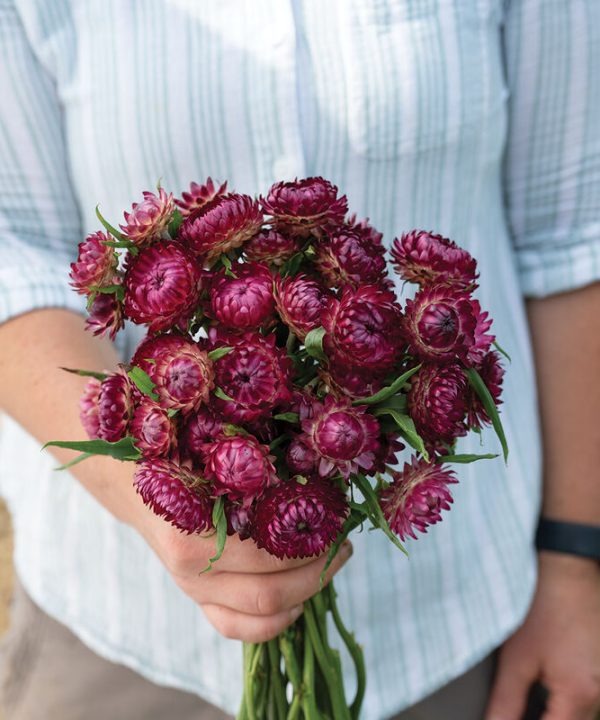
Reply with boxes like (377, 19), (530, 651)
(326, 584), (366, 720)
(267, 639), (288, 720)
(255, 645), (269, 719)
(301, 626), (321, 720)
(286, 695), (302, 720)
(242, 642), (258, 720)
(286, 330), (297, 355)
(279, 634), (302, 693)
(304, 601), (351, 720)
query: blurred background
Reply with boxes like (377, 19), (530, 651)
(0, 500), (11, 637)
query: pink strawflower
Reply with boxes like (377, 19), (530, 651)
(205, 434), (278, 504)
(466, 351), (505, 428)
(408, 363), (469, 445)
(178, 193), (263, 264)
(79, 378), (101, 439)
(130, 400), (176, 458)
(319, 361), (387, 401)
(467, 302), (495, 366)
(244, 229), (300, 267)
(286, 436), (319, 477)
(85, 291), (124, 341)
(345, 215), (384, 247)
(274, 274), (330, 341)
(211, 331), (293, 424)
(175, 177), (228, 217)
(253, 478), (348, 559)
(314, 228), (386, 288)
(379, 456), (458, 540)
(390, 230), (478, 289)
(403, 286), (493, 364)
(70, 232), (118, 295)
(225, 501), (254, 540)
(132, 334), (214, 413)
(322, 284), (404, 371)
(120, 188), (175, 246)
(371, 433), (406, 475)
(261, 177), (348, 238)
(97, 369), (133, 442)
(302, 396), (381, 479)
(180, 406), (223, 464)
(123, 241), (201, 332)
(134, 458), (213, 534)
(209, 263), (275, 331)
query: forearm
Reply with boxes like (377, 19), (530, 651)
(526, 282), (600, 524)
(0, 308), (140, 524)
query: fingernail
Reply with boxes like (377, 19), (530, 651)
(290, 604), (303, 621)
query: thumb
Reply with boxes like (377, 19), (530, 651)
(485, 642), (540, 720)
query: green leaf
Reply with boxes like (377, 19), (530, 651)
(168, 209), (183, 238)
(493, 340), (512, 363)
(269, 435), (288, 452)
(222, 423), (250, 437)
(352, 473), (408, 556)
(436, 453), (499, 464)
(60, 367), (109, 381)
(372, 408), (429, 460)
(53, 452), (94, 471)
(273, 412), (300, 424)
(465, 367), (509, 462)
(43, 437), (142, 463)
(354, 365), (422, 406)
(207, 346), (234, 362)
(166, 408), (179, 418)
(95, 205), (126, 241)
(89, 284), (125, 302)
(279, 252), (304, 278)
(200, 498), (227, 573)
(304, 326), (327, 362)
(214, 386), (235, 402)
(127, 366), (159, 401)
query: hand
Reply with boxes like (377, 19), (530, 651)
(126, 482), (353, 644)
(485, 552), (600, 720)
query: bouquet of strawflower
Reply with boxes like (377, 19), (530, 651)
(48, 176), (508, 719)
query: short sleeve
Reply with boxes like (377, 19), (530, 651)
(502, 0), (600, 298)
(0, 1), (85, 324)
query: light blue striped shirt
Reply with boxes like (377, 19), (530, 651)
(1, 1), (599, 717)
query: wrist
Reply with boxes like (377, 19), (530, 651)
(538, 550), (600, 579)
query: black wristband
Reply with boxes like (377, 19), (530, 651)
(535, 518), (600, 563)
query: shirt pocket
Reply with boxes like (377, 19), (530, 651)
(340, 0), (508, 160)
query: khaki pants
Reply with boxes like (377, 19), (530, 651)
(0, 578), (495, 720)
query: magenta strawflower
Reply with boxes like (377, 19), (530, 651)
(211, 331), (293, 423)
(390, 230), (478, 290)
(466, 351), (504, 428)
(261, 177), (348, 238)
(319, 361), (387, 401)
(123, 241), (201, 332)
(322, 284), (404, 371)
(314, 228), (387, 288)
(175, 177), (228, 217)
(205, 434), (278, 504)
(403, 286), (493, 364)
(274, 274), (330, 341)
(244, 229), (300, 267)
(467, 302), (495, 366)
(120, 187), (174, 246)
(209, 263), (275, 331)
(69, 232), (118, 295)
(225, 501), (254, 540)
(345, 214), (384, 246)
(178, 193), (263, 263)
(97, 369), (133, 442)
(379, 456), (458, 540)
(85, 291), (124, 341)
(130, 400), (176, 458)
(408, 363), (469, 445)
(302, 396), (381, 479)
(253, 478), (348, 559)
(180, 406), (224, 464)
(286, 436), (319, 477)
(79, 378), (101, 439)
(134, 458), (213, 534)
(371, 433), (406, 475)
(132, 334), (214, 413)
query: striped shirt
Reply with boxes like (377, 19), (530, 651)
(1, 1), (599, 717)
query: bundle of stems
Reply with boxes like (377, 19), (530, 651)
(237, 582), (365, 720)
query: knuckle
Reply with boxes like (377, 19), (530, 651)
(162, 532), (197, 575)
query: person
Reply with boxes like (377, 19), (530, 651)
(0, 1), (599, 719)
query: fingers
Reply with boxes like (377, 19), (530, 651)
(201, 602), (305, 644)
(180, 541), (353, 616)
(485, 643), (539, 720)
(542, 678), (600, 720)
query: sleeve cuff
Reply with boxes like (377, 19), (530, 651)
(516, 237), (600, 298)
(0, 263), (87, 325)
